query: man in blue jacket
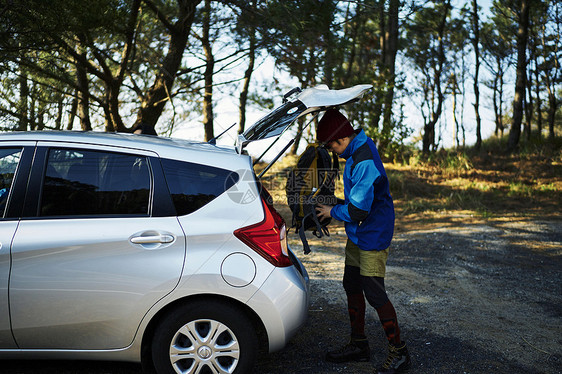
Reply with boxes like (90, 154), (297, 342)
(316, 109), (410, 374)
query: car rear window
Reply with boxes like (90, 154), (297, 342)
(0, 148), (22, 217)
(161, 159), (239, 216)
(41, 148), (151, 216)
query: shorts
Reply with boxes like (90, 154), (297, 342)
(344, 239), (389, 277)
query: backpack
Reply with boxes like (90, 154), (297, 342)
(286, 143), (339, 254)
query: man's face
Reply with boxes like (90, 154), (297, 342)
(324, 137), (351, 155)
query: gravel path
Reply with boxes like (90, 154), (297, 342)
(3, 216), (561, 374)
(253, 216), (562, 374)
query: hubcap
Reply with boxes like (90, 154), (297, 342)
(169, 319), (240, 374)
(197, 346), (212, 360)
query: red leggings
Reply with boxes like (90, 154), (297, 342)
(342, 265), (401, 345)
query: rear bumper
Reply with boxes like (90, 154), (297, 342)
(247, 248), (310, 352)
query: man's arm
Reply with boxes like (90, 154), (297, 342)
(329, 160), (380, 222)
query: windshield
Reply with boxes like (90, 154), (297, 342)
(241, 100), (307, 144)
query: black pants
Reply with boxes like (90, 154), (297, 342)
(342, 265), (401, 344)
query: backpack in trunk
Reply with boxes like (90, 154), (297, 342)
(286, 143), (339, 254)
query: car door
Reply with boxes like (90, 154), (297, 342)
(0, 145), (33, 349)
(239, 84), (373, 146)
(9, 143), (185, 350)
(237, 84), (372, 174)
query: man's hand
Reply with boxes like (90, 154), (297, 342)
(316, 204), (333, 221)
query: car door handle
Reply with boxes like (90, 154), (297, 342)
(130, 234), (175, 244)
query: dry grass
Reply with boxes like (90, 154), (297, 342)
(257, 148), (562, 233)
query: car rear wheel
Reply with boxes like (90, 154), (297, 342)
(152, 300), (258, 374)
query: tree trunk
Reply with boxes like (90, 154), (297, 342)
(323, 0), (336, 87)
(55, 99), (63, 130)
(238, 24), (256, 135)
(29, 97), (36, 131)
(534, 57), (542, 136)
(525, 64), (533, 140)
(507, 0), (530, 152)
(546, 93), (557, 141)
(290, 69), (315, 155)
(101, 0), (141, 132)
(540, 8), (559, 141)
(135, 0), (201, 131)
(472, 0), (482, 150)
(381, 0), (400, 148)
(524, 21), (536, 141)
(343, 3), (363, 85)
(107, 78), (123, 132)
(202, 0), (214, 141)
(76, 54), (92, 131)
(460, 48), (467, 147)
(67, 96), (78, 130)
(101, 103), (115, 132)
(371, 0), (386, 130)
(499, 60), (505, 137)
(17, 68), (28, 131)
(451, 74), (460, 148)
(422, 0), (450, 154)
(492, 68), (500, 137)
(36, 110), (44, 131)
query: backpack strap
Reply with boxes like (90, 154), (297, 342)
(298, 192), (328, 254)
(332, 151), (340, 178)
(299, 200), (323, 254)
(298, 221), (312, 254)
(287, 144), (339, 254)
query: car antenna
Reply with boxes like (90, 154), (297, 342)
(208, 123), (236, 145)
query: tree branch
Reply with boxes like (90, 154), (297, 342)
(142, 0), (175, 33)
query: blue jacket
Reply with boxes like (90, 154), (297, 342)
(330, 130), (394, 251)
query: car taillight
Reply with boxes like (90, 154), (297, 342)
(234, 197), (292, 268)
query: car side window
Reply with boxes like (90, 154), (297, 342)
(0, 148), (22, 217)
(161, 158), (239, 216)
(40, 148), (151, 217)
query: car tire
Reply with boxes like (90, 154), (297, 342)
(152, 300), (258, 374)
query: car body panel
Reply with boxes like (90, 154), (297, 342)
(0, 142), (34, 349)
(0, 130), (311, 365)
(239, 84), (372, 146)
(296, 84), (372, 108)
(0, 222), (18, 349)
(246, 261), (310, 352)
(10, 216), (186, 349)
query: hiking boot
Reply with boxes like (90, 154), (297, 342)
(325, 338), (370, 363)
(376, 342), (411, 373)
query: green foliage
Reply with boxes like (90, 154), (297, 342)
(259, 0), (337, 86)
(1, 0), (144, 130)
(479, 132), (562, 157)
(0, 0), (559, 156)
(363, 102), (415, 163)
(0, 0), (212, 132)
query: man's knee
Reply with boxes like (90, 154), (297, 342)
(343, 265), (362, 294)
(361, 276), (389, 308)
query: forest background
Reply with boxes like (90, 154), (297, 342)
(1, 3), (560, 373)
(0, 0), (560, 162)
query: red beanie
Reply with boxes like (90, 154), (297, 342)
(317, 109), (355, 143)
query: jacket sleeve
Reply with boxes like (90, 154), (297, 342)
(331, 159), (380, 222)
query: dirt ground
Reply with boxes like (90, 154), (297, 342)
(2, 146), (561, 373)
(253, 213), (562, 374)
(3, 212), (560, 374)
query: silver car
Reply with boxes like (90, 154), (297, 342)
(0, 84), (370, 373)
